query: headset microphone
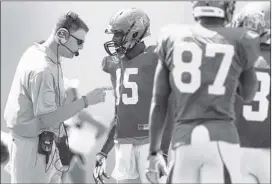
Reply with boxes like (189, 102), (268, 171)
(59, 41), (79, 57)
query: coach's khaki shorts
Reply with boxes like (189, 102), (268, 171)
(5, 132), (63, 183)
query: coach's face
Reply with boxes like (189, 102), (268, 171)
(62, 29), (87, 58)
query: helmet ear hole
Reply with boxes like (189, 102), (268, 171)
(132, 32), (138, 38)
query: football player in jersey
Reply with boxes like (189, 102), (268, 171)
(92, 8), (173, 184)
(231, 2), (271, 183)
(146, 1), (262, 183)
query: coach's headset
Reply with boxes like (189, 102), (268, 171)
(56, 11), (80, 57)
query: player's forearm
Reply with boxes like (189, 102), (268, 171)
(238, 69), (258, 102)
(149, 99), (168, 153)
(100, 122), (116, 155)
(160, 96), (174, 155)
(39, 97), (86, 126)
(239, 85), (258, 103)
(160, 117), (174, 155)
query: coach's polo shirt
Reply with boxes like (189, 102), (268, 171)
(4, 42), (66, 137)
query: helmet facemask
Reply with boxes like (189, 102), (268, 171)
(104, 23), (133, 57)
(104, 30), (128, 57)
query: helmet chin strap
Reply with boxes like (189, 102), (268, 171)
(124, 40), (137, 50)
(115, 40), (136, 58)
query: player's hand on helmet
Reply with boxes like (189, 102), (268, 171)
(86, 87), (112, 106)
(93, 152), (110, 184)
(146, 151), (168, 184)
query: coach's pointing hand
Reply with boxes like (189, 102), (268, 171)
(86, 87), (112, 105)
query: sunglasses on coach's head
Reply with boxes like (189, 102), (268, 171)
(70, 34), (84, 46)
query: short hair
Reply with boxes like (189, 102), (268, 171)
(54, 11), (89, 33)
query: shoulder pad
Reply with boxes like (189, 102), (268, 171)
(101, 56), (119, 73)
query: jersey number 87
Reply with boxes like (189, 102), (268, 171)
(172, 42), (234, 95)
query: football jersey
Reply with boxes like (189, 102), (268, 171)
(235, 45), (271, 148)
(102, 46), (158, 144)
(102, 55), (120, 99)
(156, 24), (260, 145)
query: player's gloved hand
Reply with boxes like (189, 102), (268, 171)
(93, 152), (110, 184)
(146, 151), (168, 184)
(160, 152), (168, 177)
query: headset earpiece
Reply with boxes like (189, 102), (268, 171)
(56, 11), (78, 45)
(57, 28), (70, 44)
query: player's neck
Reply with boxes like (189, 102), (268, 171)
(125, 41), (146, 60)
(198, 18), (225, 27)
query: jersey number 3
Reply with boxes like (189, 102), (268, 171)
(243, 71), (270, 122)
(173, 42), (234, 95)
(115, 68), (139, 105)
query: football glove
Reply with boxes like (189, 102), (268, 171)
(93, 152), (110, 184)
(145, 151), (168, 184)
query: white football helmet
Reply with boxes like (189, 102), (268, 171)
(232, 2), (270, 44)
(192, 1), (236, 24)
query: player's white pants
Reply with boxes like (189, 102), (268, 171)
(112, 143), (153, 183)
(241, 147), (270, 183)
(171, 125), (243, 184)
(5, 131), (62, 183)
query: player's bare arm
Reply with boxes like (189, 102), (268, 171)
(100, 117), (116, 155)
(237, 31), (261, 102)
(146, 60), (171, 183)
(160, 93), (175, 161)
(238, 67), (258, 102)
(149, 61), (171, 153)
